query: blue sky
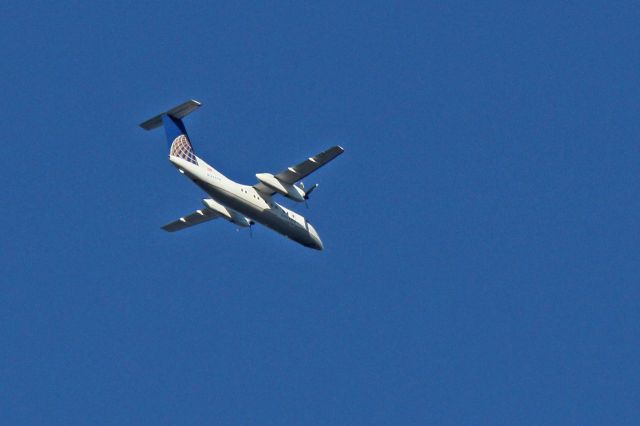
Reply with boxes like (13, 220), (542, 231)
(1, 1), (639, 424)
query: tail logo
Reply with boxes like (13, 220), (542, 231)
(170, 135), (198, 165)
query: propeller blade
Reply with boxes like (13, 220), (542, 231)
(304, 183), (319, 200)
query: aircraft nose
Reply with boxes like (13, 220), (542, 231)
(308, 224), (324, 250)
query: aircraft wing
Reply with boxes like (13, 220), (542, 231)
(255, 145), (344, 193)
(161, 208), (222, 232)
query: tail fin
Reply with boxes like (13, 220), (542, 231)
(139, 99), (201, 164)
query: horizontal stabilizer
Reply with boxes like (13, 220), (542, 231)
(140, 99), (202, 131)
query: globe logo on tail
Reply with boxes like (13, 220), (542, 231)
(170, 135), (198, 165)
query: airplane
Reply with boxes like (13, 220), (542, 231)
(140, 99), (344, 250)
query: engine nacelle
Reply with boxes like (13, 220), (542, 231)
(202, 198), (251, 227)
(256, 173), (305, 202)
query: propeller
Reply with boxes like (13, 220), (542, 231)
(301, 183), (319, 208)
(304, 183), (319, 199)
(249, 220), (255, 238)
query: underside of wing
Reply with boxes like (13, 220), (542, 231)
(275, 145), (344, 184)
(161, 208), (221, 232)
(254, 145), (344, 195)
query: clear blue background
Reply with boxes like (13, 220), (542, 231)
(1, 2), (639, 424)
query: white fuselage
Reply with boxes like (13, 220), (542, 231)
(169, 154), (324, 250)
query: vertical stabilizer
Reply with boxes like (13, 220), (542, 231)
(139, 99), (201, 165)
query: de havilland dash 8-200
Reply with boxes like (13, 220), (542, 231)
(140, 99), (344, 250)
